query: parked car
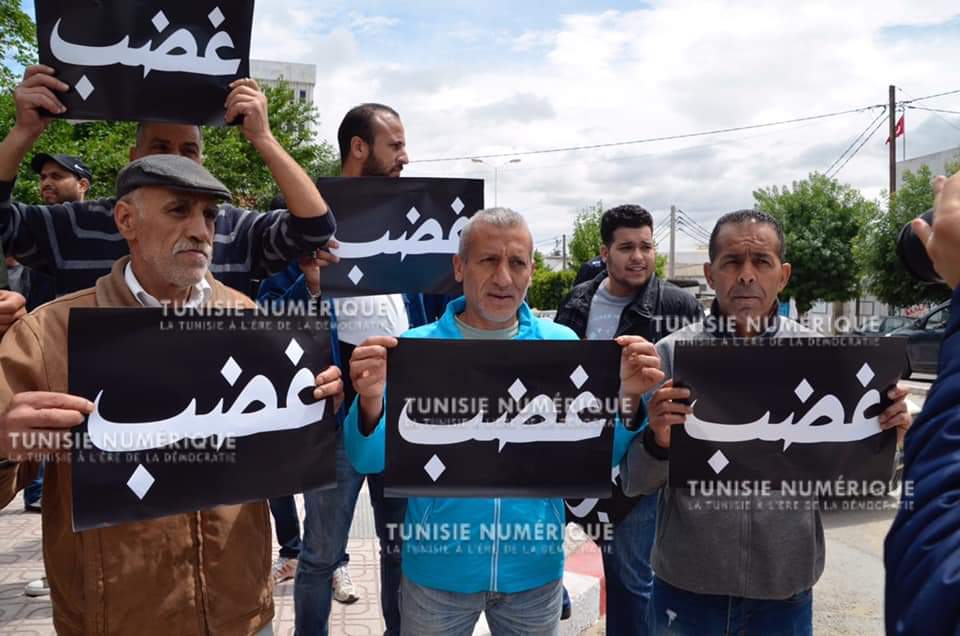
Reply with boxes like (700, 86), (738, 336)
(887, 301), (951, 377)
(853, 315), (912, 336)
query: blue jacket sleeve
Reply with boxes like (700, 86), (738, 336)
(611, 403), (645, 467)
(256, 262), (309, 305)
(884, 286), (960, 636)
(343, 394), (386, 474)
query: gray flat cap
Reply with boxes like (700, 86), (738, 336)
(116, 154), (232, 201)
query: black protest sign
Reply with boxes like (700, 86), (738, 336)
(384, 339), (620, 498)
(36, 0), (253, 125)
(565, 469), (635, 542)
(68, 308), (336, 531)
(669, 337), (907, 488)
(316, 177), (483, 297)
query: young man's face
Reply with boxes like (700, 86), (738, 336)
(361, 112), (408, 177)
(39, 162), (87, 204)
(705, 221), (791, 332)
(601, 225), (656, 292)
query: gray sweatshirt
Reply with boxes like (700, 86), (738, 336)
(620, 316), (825, 600)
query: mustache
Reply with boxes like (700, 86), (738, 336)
(173, 239), (212, 257)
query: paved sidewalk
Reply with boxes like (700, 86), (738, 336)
(0, 489), (384, 635)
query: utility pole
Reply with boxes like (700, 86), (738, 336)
(889, 85), (897, 200)
(669, 205), (677, 279)
(562, 234), (567, 270)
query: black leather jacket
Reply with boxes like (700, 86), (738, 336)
(555, 272), (703, 343)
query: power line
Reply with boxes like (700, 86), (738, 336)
(901, 88), (960, 104)
(676, 226), (711, 245)
(823, 107), (888, 176)
(676, 210), (714, 240)
(677, 223), (711, 243)
(827, 114), (888, 179)
(410, 104), (886, 164)
(908, 105), (960, 116)
(676, 208), (712, 233)
(677, 219), (712, 243)
(899, 87), (960, 135)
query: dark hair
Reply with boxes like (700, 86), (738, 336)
(708, 209), (785, 262)
(337, 103), (400, 166)
(600, 205), (654, 246)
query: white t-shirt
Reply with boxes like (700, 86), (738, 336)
(333, 294), (410, 345)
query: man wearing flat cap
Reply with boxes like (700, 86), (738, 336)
(0, 155), (345, 636)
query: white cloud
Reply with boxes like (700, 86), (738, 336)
(348, 12), (399, 34)
(251, 0), (960, 251)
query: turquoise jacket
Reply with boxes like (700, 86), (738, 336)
(344, 296), (643, 594)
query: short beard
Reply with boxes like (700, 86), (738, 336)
(361, 153), (391, 177)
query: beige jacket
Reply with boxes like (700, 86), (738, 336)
(0, 258), (273, 635)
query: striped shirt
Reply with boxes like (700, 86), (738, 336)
(0, 179), (337, 296)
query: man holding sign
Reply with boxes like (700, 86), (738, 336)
(343, 207), (662, 634)
(0, 64), (336, 298)
(620, 210), (911, 634)
(0, 155), (344, 636)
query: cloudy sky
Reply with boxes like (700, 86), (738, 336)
(21, 1), (960, 253)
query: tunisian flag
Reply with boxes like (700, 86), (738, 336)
(886, 114), (905, 144)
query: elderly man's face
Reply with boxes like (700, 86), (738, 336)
(705, 221), (791, 335)
(121, 186), (217, 288)
(453, 222), (534, 328)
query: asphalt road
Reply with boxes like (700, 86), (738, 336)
(815, 496), (901, 635)
(812, 381), (928, 636)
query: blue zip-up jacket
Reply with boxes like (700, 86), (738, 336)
(344, 296), (643, 594)
(885, 285), (960, 635)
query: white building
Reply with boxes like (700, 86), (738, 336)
(250, 59), (316, 104)
(896, 146), (960, 183)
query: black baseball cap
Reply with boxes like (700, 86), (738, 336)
(116, 155), (232, 201)
(31, 153), (94, 183)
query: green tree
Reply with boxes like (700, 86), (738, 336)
(855, 164), (956, 308)
(528, 269), (576, 310)
(655, 253), (667, 279)
(753, 172), (870, 314)
(203, 82), (338, 209)
(0, 82), (338, 207)
(568, 201), (603, 269)
(0, 0), (36, 90)
(533, 250), (546, 271)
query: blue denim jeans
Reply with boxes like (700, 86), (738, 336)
(602, 492), (658, 635)
(268, 495), (304, 560)
(399, 576), (562, 636)
(650, 577), (813, 636)
(23, 462), (44, 508)
(294, 436), (405, 635)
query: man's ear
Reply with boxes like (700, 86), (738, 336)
(453, 254), (464, 283)
(79, 178), (90, 195)
(115, 199), (137, 241)
(779, 262), (792, 292)
(350, 135), (368, 161)
(703, 262), (715, 290)
(600, 243), (610, 265)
